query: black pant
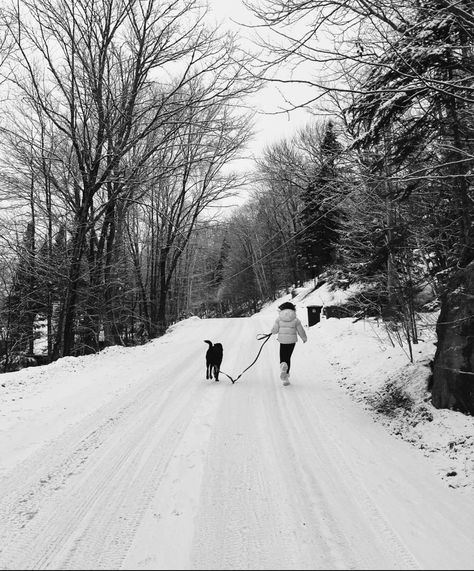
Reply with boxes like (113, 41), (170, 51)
(280, 343), (295, 373)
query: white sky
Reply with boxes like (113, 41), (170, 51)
(206, 0), (316, 169)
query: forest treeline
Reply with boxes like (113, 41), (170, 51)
(0, 0), (472, 414)
(0, 0), (257, 363)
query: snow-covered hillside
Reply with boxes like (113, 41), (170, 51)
(1, 286), (474, 569)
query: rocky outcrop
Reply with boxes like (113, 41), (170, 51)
(431, 261), (474, 414)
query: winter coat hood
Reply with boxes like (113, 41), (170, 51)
(271, 308), (307, 344)
(279, 308), (297, 322)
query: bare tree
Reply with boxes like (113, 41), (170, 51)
(1, 0), (258, 356)
(126, 89), (253, 335)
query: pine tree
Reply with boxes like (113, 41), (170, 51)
(297, 121), (343, 279)
(348, 0), (474, 268)
(4, 222), (38, 357)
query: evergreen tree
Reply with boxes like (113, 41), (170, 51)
(4, 222), (38, 356)
(348, 0), (474, 269)
(213, 233), (230, 289)
(297, 121), (344, 279)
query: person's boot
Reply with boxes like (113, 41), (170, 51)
(280, 362), (290, 385)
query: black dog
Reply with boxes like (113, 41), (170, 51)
(204, 340), (223, 382)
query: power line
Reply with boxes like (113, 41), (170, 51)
(219, 176), (378, 285)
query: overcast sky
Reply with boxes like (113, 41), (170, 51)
(207, 0), (315, 170)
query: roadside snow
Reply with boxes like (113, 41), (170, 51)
(312, 316), (474, 492)
(260, 280), (363, 314)
(259, 284), (474, 493)
(0, 331), (196, 475)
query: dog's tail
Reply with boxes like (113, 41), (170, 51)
(204, 340), (213, 347)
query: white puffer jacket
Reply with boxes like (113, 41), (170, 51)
(271, 309), (307, 344)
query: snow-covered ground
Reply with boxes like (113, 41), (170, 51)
(1, 285), (474, 569)
(268, 284), (474, 492)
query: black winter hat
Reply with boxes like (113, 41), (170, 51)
(278, 301), (296, 311)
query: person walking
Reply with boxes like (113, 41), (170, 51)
(271, 301), (307, 386)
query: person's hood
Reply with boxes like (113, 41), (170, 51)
(279, 308), (296, 322)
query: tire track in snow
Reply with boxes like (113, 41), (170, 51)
(120, 380), (225, 570)
(0, 333), (218, 570)
(191, 319), (333, 570)
(263, 386), (363, 570)
(0, 316), (434, 569)
(279, 386), (420, 570)
(191, 315), (420, 570)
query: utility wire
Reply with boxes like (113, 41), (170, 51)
(219, 176), (382, 286)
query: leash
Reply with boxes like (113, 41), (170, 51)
(219, 333), (272, 384)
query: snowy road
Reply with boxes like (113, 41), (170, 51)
(1, 316), (474, 570)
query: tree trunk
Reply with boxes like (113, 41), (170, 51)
(155, 249), (169, 336)
(103, 202), (125, 346)
(52, 213), (89, 358)
(156, 287), (168, 337)
(431, 260), (474, 413)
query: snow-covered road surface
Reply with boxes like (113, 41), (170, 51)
(1, 316), (474, 570)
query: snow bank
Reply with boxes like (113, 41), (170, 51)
(0, 335), (175, 473)
(258, 280), (364, 323)
(166, 315), (201, 334)
(305, 311), (474, 492)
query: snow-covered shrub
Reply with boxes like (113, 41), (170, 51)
(0, 352), (38, 372)
(368, 380), (415, 417)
